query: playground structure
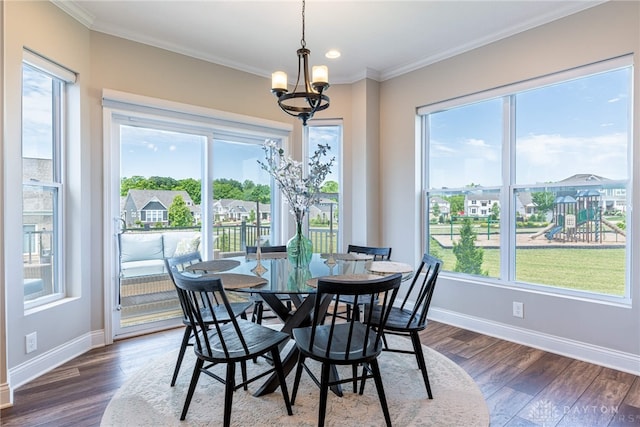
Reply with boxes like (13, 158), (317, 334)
(536, 190), (625, 243)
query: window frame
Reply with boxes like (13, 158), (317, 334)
(420, 56), (633, 303)
(21, 52), (73, 309)
(305, 120), (344, 253)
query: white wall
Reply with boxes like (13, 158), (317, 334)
(379, 1), (640, 372)
(2, 0), (93, 403)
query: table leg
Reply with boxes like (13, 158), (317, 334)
(252, 293), (343, 397)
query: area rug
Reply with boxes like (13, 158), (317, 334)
(101, 335), (489, 426)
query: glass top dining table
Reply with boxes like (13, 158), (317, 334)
(187, 252), (413, 397)
(223, 253), (376, 294)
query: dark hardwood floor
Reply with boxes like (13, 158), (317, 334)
(2, 321), (639, 426)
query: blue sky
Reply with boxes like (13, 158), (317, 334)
(429, 67), (630, 189)
(120, 128), (272, 183)
(22, 65), (54, 159)
(120, 125), (340, 185)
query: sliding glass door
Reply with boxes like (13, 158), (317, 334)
(115, 123), (206, 336)
(111, 118), (280, 337)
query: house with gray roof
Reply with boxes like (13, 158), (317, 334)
(122, 190), (199, 227)
(213, 199), (270, 223)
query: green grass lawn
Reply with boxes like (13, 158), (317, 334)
(437, 247), (625, 296)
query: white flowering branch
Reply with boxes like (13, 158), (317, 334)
(259, 139), (335, 226)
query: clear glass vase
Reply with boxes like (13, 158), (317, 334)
(287, 266), (312, 290)
(287, 222), (313, 269)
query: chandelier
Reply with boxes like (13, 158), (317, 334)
(271, 0), (330, 126)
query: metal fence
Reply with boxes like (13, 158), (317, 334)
(213, 221), (337, 253)
(119, 222), (338, 255)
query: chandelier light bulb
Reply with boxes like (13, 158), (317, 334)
(272, 71), (288, 91)
(312, 66), (328, 86)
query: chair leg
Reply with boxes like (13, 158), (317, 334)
(370, 359), (392, 427)
(411, 332), (433, 399)
(352, 304), (361, 322)
(223, 363), (236, 427)
(291, 353), (306, 405)
(180, 357), (203, 420)
(251, 302), (264, 363)
(252, 301), (263, 324)
(352, 364), (358, 393)
(241, 360), (248, 391)
(358, 363), (368, 395)
(318, 362), (331, 427)
(171, 325), (192, 386)
(271, 348), (293, 415)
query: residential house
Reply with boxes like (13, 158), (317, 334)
(558, 173), (627, 214)
(213, 199), (270, 223)
(122, 189), (198, 227)
(429, 196), (451, 220)
(465, 193), (500, 218)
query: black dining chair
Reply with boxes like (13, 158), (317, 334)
(347, 244), (392, 261)
(246, 245), (287, 254)
(169, 266), (293, 426)
(336, 244), (393, 321)
(245, 245), (290, 324)
(364, 253), (442, 399)
(165, 252), (252, 386)
(291, 273), (402, 427)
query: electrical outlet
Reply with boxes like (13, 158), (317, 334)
(512, 301), (524, 318)
(26, 332), (37, 353)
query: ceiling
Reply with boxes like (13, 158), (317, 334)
(55, 0), (606, 84)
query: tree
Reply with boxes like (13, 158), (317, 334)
(168, 195), (193, 227)
(177, 178), (201, 205)
(447, 195), (465, 216)
(120, 175), (149, 196)
(452, 218), (485, 275)
(148, 176), (179, 190)
(320, 180), (339, 194)
(213, 178), (243, 200)
(490, 202), (500, 221)
(532, 191), (555, 216)
(431, 203), (441, 222)
(249, 184), (271, 204)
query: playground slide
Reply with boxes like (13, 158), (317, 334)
(530, 223), (555, 239)
(602, 218), (626, 236)
(544, 225), (563, 240)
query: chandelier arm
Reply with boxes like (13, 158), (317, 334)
(292, 48), (307, 95)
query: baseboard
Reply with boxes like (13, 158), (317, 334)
(429, 307), (640, 376)
(0, 382), (12, 408)
(8, 329), (105, 391)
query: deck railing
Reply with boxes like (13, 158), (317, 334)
(212, 221), (337, 254)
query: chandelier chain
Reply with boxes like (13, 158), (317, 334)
(301, 0), (306, 48)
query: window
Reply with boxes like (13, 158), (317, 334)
(422, 57), (631, 299)
(22, 51), (75, 306)
(306, 122), (342, 254)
